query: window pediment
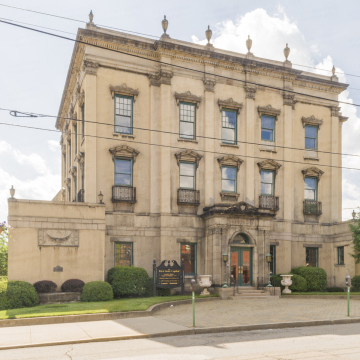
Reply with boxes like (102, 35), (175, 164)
(218, 98), (243, 112)
(217, 155), (243, 170)
(174, 150), (203, 167)
(109, 145), (140, 162)
(301, 115), (323, 128)
(175, 91), (202, 108)
(258, 104), (281, 119)
(110, 84), (139, 101)
(302, 166), (324, 180)
(257, 159), (282, 173)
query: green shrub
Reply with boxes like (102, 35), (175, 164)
(81, 281), (113, 302)
(61, 279), (85, 293)
(33, 280), (57, 293)
(107, 267), (148, 298)
(291, 266), (327, 292)
(351, 276), (360, 292)
(270, 274), (282, 288)
(326, 287), (344, 292)
(270, 274), (307, 292)
(0, 280), (39, 310)
(144, 277), (172, 297)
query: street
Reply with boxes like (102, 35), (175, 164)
(2, 323), (360, 359)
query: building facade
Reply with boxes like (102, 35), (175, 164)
(8, 16), (358, 288)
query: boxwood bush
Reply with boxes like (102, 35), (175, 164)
(80, 281), (113, 302)
(270, 274), (307, 292)
(107, 266), (148, 298)
(61, 279), (85, 293)
(33, 280), (57, 293)
(351, 275), (360, 292)
(144, 277), (171, 297)
(291, 266), (327, 292)
(0, 280), (39, 310)
(326, 287), (344, 292)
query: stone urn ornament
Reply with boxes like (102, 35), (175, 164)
(246, 35), (252, 54)
(198, 275), (212, 295)
(162, 16), (168, 35)
(284, 43), (290, 61)
(206, 26), (212, 44)
(280, 274), (293, 294)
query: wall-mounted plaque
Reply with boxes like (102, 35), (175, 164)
(38, 229), (79, 247)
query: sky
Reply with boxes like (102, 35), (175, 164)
(0, 0), (359, 221)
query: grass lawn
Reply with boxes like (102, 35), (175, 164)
(0, 295), (215, 320)
(283, 292), (360, 295)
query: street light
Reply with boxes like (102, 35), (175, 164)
(352, 210), (356, 220)
(98, 191), (104, 204)
(222, 253), (228, 288)
(265, 253), (273, 287)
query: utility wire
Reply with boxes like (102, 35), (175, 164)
(0, 19), (358, 111)
(3, 106), (360, 158)
(1, 3), (360, 79)
(0, 121), (359, 171)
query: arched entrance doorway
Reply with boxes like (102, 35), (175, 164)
(230, 233), (253, 286)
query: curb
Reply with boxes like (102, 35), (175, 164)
(1, 316), (360, 351)
(0, 297), (219, 328)
(282, 295), (360, 300)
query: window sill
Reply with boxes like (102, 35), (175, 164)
(335, 264), (345, 267)
(220, 192), (239, 201)
(178, 138), (198, 144)
(220, 143), (239, 148)
(260, 148), (277, 153)
(260, 140), (276, 153)
(113, 133), (135, 140)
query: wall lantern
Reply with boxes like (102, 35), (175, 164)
(98, 191), (104, 204)
(222, 253), (228, 288)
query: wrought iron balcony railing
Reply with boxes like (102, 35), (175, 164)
(303, 200), (322, 215)
(259, 195), (279, 211)
(112, 185), (136, 203)
(177, 189), (200, 205)
(77, 189), (84, 203)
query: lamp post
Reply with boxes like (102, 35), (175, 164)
(222, 253), (228, 288)
(265, 253), (273, 287)
(352, 210), (356, 220)
(98, 191), (104, 204)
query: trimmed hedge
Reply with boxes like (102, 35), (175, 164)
(291, 266), (327, 292)
(351, 276), (360, 292)
(144, 277), (171, 297)
(107, 266), (148, 298)
(61, 279), (85, 293)
(33, 280), (57, 293)
(0, 280), (39, 310)
(270, 274), (307, 292)
(81, 281), (113, 302)
(326, 287), (344, 292)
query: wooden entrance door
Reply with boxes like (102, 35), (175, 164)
(231, 247), (252, 286)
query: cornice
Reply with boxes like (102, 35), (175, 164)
(218, 98), (243, 112)
(174, 150), (203, 168)
(301, 115), (323, 128)
(301, 166), (324, 180)
(175, 91), (202, 108)
(217, 155), (243, 170)
(109, 145), (140, 162)
(257, 159), (282, 174)
(257, 104), (281, 119)
(110, 83), (139, 100)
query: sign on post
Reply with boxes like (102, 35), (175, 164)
(153, 259), (185, 296)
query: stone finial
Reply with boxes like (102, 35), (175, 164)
(89, 10), (94, 23)
(206, 25), (212, 44)
(162, 15), (168, 34)
(246, 35), (252, 54)
(284, 43), (290, 61)
(332, 65), (336, 76)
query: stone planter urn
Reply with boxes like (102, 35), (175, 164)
(198, 275), (212, 295)
(281, 275), (293, 294)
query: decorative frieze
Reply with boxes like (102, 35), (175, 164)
(109, 145), (140, 162)
(245, 85), (257, 99)
(203, 79), (216, 92)
(301, 115), (323, 128)
(110, 83), (139, 101)
(83, 60), (99, 75)
(175, 91), (202, 108)
(148, 70), (173, 86)
(218, 98), (243, 112)
(39, 229), (79, 247)
(301, 166), (324, 180)
(257, 104), (281, 119)
(257, 159), (282, 174)
(174, 150), (203, 168)
(217, 155), (243, 170)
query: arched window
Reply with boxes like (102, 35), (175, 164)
(232, 233), (250, 244)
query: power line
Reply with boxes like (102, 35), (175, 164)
(1, 3), (360, 79)
(1, 121), (359, 171)
(0, 19), (358, 112)
(2, 106), (360, 158)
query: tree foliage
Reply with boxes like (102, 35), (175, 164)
(0, 221), (9, 277)
(349, 211), (360, 264)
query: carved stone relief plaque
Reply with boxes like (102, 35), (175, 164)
(38, 229), (79, 247)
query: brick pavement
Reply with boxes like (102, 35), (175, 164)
(154, 297), (360, 328)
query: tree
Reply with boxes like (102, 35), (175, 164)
(0, 221), (9, 276)
(350, 212), (360, 264)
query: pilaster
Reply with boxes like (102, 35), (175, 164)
(331, 106), (340, 222)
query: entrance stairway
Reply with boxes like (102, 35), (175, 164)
(232, 287), (277, 298)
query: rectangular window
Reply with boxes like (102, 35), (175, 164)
(75, 124), (78, 154)
(114, 242), (133, 266)
(179, 162), (196, 189)
(74, 177), (77, 202)
(179, 102), (196, 140)
(261, 170), (275, 196)
(305, 125), (317, 150)
(115, 158), (132, 186)
(222, 109), (237, 144)
(68, 186), (71, 202)
(306, 247), (318, 267)
(81, 104), (85, 139)
(81, 163), (85, 190)
(270, 245), (276, 276)
(221, 166), (237, 193)
(69, 141), (71, 166)
(338, 246), (345, 265)
(63, 153), (66, 177)
(181, 243), (196, 275)
(304, 177), (317, 200)
(261, 115), (275, 142)
(115, 95), (133, 134)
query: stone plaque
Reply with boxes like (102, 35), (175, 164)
(39, 229), (79, 247)
(156, 260), (182, 288)
(53, 265), (63, 272)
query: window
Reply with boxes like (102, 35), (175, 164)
(75, 124), (78, 154)
(115, 95), (133, 134)
(179, 162), (196, 189)
(81, 163), (85, 190)
(179, 102), (196, 140)
(261, 170), (274, 196)
(114, 242), (133, 266)
(69, 141), (71, 166)
(305, 125), (317, 150)
(181, 243), (196, 275)
(233, 233), (249, 244)
(81, 104), (85, 139)
(68, 186), (71, 202)
(221, 166), (237, 193)
(304, 177), (317, 200)
(270, 245), (276, 276)
(306, 247), (318, 267)
(63, 153), (66, 177)
(261, 115), (275, 142)
(74, 177), (77, 202)
(115, 158), (132, 186)
(338, 246), (345, 265)
(222, 109), (237, 144)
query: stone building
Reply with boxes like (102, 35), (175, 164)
(7, 14), (358, 289)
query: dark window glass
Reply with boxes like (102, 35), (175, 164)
(338, 246), (345, 265)
(306, 247), (318, 267)
(179, 102), (195, 139)
(181, 243), (196, 275)
(115, 242), (132, 266)
(270, 245), (276, 275)
(222, 109), (237, 144)
(305, 125), (317, 150)
(115, 158), (132, 186)
(261, 115), (275, 141)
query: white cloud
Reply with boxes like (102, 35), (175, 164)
(12, 149), (49, 175)
(0, 141), (11, 154)
(48, 140), (59, 152)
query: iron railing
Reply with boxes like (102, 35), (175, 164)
(177, 189), (200, 205)
(303, 200), (322, 215)
(77, 189), (84, 203)
(112, 185), (136, 203)
(259, 195), (279, 211)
